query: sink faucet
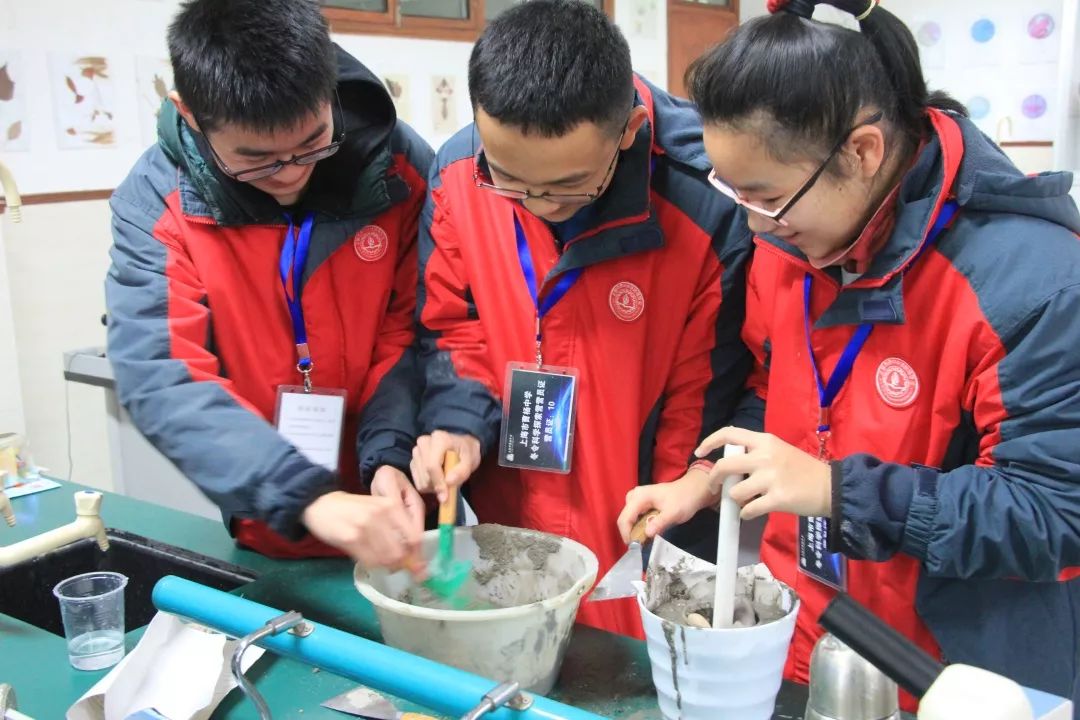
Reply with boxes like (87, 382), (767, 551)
(0, 683), (33, 720)
(0, 487), (13, 527)
(0, 159), (22, 223)
(0, 491), (108, 567)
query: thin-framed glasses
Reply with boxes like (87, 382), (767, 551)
(708, 111), (884, 227)
(472, 116), (630, 206)
(198, 92), (347, 183)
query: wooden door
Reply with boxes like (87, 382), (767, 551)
(667, 0), (739, 98)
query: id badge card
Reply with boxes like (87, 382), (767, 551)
(798, 515), (848, 591)
(498, 362), (578, 474)
(274, 386), (347, 472)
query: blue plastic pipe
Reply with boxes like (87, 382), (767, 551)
(152, 576), (606, 720)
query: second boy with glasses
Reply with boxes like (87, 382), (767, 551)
(409, 0), (753, 637)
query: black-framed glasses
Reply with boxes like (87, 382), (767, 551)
(472, 116), (629, 206)
(708, 111), (884, 226)
(198, 92), (347, 183)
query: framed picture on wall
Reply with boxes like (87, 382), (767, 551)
(49, 54), (118, 149)
(431, 75), (458, 135)
(0, 51), (28, 152)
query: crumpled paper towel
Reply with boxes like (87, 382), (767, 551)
(67, 612), (265, 720)
(642, 535), (795, 628)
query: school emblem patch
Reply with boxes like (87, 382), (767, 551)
(353, 225), (389, 262)
(609, 281), (645, 322)
(876, 357), (919, 408)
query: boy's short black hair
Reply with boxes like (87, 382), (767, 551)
(468, 0), (634, 138)
(168, 0), (337, 133)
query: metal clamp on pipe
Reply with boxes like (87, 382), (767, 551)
(154, 576), (605, 720)
(231, 610), (315, 720)
(461, 682), (532, 720)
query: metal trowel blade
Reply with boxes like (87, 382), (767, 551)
(322, 687), (438, 720)
(322, 686), (399, 718)
(589, 542), (644, 601)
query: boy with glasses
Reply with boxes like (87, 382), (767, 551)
(105, 0), (432, 571)
(410, 0), (753, 636)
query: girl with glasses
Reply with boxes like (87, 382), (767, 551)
(619, 0), (1080, 711)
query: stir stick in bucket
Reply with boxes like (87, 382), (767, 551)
(713, 443), (747, 629)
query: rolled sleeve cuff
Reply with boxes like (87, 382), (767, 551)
(359, 431), (415, 485)
(258, 467), (340, 541)
(827, 454), (921, 561)
(899, 465), (941, 562)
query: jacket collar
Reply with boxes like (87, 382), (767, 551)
(759, 109), (965, 328)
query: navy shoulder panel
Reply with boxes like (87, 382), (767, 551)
(389, 120), (435, 182)
(430, 124), (477, 191)
(935, 211), (1080, 345)
(651, 154), (749, 263)
(112, 144), (180, 219)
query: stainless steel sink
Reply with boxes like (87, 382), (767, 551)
(0, 529), (257, 636)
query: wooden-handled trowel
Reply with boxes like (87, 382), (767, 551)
(589, 510), (660, 601)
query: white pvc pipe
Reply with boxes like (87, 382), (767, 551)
(712, 444), (747, 629)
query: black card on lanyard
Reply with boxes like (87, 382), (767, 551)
(499, 362), (578, 473)
(798, 515), (847, 590)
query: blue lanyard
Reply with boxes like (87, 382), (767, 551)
(279, 212), (316, 389)
(803, 281), (873, 443)
(514, 215), (582, 366)
(803, 200), (958, 457)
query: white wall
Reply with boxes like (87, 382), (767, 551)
(2, 202), (113, 490)
(738, 0), (1061, 172)
(0, 0), (179, 195)
(0, 221), (25, 436)
(615, 0), (669, 90)
(332, 34), (475, 150)
(0, 0), (668, 196)
(740, 0), (768, 21)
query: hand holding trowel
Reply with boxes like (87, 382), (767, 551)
(589, 510), (660, 601)
(402, 450), (472, 608)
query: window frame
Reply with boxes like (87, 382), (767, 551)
(670, 0), (737, 9)
(322, 0), (616, 42)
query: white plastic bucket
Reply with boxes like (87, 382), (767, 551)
(636, 576), (799, 720)
(355, 524), (598, 695)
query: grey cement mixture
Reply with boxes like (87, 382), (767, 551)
(396, 585), (502, 611)
(398, 524), (569, 611)
(652, 575), (759, 628)
(648, 564), (791, 629)
(661, 622), (683, 711)
(470, 524), (567, 595)
(472, 523), (561, 572)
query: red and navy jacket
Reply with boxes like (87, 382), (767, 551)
(105, 48), (433, 556)
(417, 75), (752, 636)
(739, 109), (1080, 708)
